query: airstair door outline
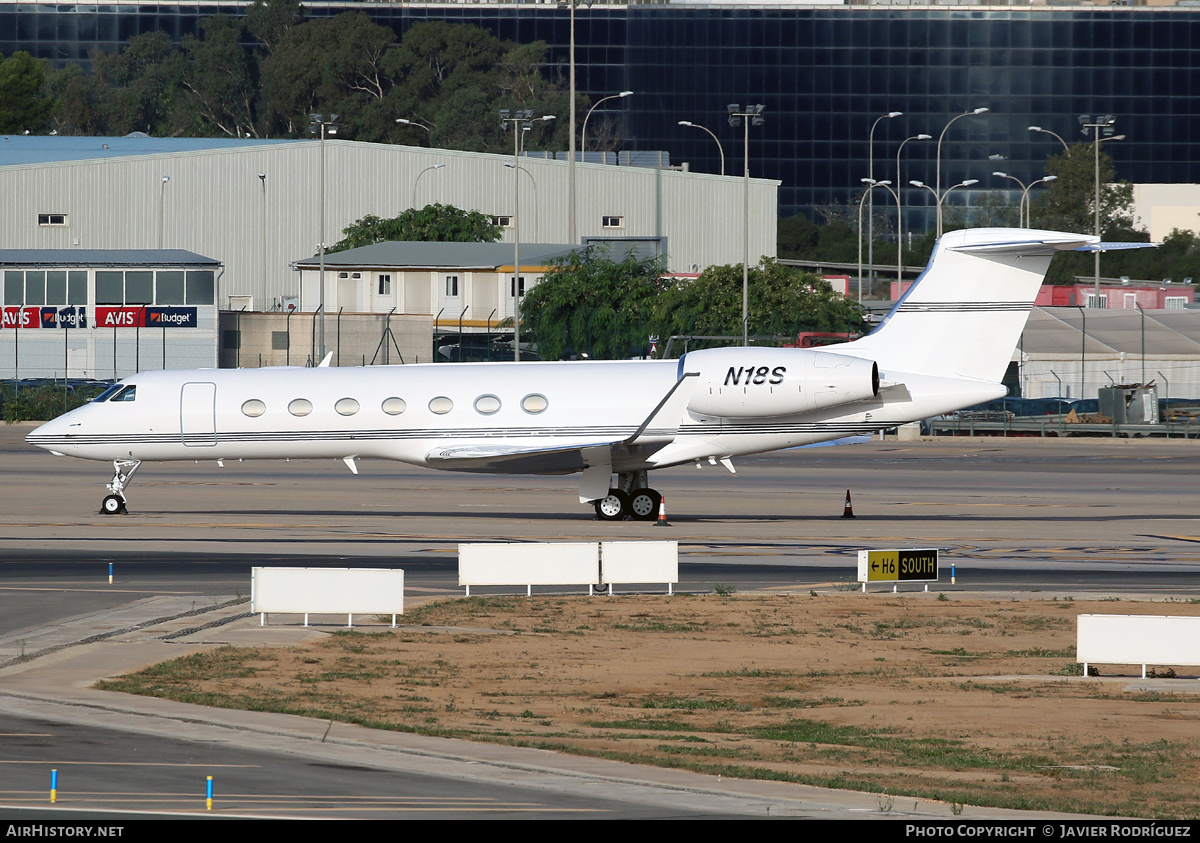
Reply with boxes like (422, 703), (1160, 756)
(181, 381), (217, 447)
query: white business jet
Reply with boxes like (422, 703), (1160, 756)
(27, 228), (1107, 520)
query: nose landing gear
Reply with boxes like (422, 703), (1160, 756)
(100, 459), (140, 515)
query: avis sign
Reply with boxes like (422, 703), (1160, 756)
(857, 548), (939, 584)
(2, 307), (88, 329)
(95, 307), (198, 328)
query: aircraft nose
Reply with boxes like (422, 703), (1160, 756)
(26, 409), (81, 453)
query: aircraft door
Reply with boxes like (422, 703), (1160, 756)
(180, 381), (217, 447)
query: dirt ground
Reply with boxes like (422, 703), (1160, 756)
(103, 592), (1200, 819)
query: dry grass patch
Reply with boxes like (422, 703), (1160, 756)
(98, 593), (1200, 818)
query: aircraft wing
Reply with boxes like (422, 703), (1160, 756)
(423, 372), (699, 475)
(425, 440), (626, 474)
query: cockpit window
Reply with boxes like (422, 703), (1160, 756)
(91, 384), (123, 403)
(110, 385), (136, 402)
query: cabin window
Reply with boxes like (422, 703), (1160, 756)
(335, 397), (360, 416)
(474, 395), (501, 415)
(521, 393), (548, 414)
(428, 396), (453, 415)
(241, 399), (266, 417)
(288, 398), (313, 417)
(381, 397), (406, 415)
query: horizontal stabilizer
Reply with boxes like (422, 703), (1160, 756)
(1075, 241), (1159, 252)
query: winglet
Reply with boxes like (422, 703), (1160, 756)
(318, 352), (334, 368)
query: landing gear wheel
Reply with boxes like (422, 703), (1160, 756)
(101, 494), (126, 515)
(629, 488), (662, 521)
(594, 489), (630, 521)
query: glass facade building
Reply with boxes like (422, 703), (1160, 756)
(3, 2), (1200, 232)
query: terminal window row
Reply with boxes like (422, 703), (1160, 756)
(3, 269), (215, 307)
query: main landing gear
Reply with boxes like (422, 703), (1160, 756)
(100, 459), (140, 515)
(593, 471), (662, 522)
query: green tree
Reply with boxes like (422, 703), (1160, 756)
(179, 15), (261, 138)
(1029, 142), (1148, 284)
(519, 247), (669, 360)
(0, 51), (53, 133)
(329, 203), (502, 252)
(653, 259), (866, 349)
(1029, 143), (1137, 237)
(245, 0), (305, 54)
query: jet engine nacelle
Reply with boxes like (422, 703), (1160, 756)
(682, 346), (879, 418)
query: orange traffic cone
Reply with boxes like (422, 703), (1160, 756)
(841, 489), (855, 518)
(655, 495), (671, 527)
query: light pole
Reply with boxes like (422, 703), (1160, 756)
(157, 176), (170, 249)
(857, 178), (896, 302)
(500, 110), (555, 362)
(911, 178), (978, 238)
(309, 112), (338, 361)
(582, 90), (633, 159)
(678, 121), (724, 175)
(504, 162), (540, 241)
(992, 172), (1057, 227)
(412, 163), (446, 208)
(258, 173), (267, 286)
(867, 112), (901, 292)
(395, 117), (431, 139)
(558, 0), (594, 245)
(935, 107), (988, 236)
(728, 103), (765, 347)
(1081, 115), (1125, 306)
(1028, 125), (1069, 152)
(894, 133), (930, 265)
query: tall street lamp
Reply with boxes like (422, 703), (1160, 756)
(258, 173), (267, 287)
(412, 163), (446, 208)
(728, 103), (765, 347)
(857, 178), (896, 302)
(395, 117), (431, 140)
(867, 112), (901, 292)
(1081, 114), (1124, 306)
(894, 133), (930, 267)
(500, 110), (555, 362)
(157, 175), (170, 249)
(911, 178), (978, 238)
(992, 172), (1057, 228)
(309, 113), (338, 361)
(678, 121), (724, 175)
(935, 107), (988, 236)
(1028, 125), (1069, 152)
(582, 90), (633, 159)
(504, 163), (540, 241)
(558, 0), (594, 245)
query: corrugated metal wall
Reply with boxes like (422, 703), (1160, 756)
(0, 141), (777, 311)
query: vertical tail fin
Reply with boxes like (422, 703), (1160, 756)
(844, 228), (1097, 382)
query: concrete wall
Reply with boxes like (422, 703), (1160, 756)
(219, 311), (434, 369)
